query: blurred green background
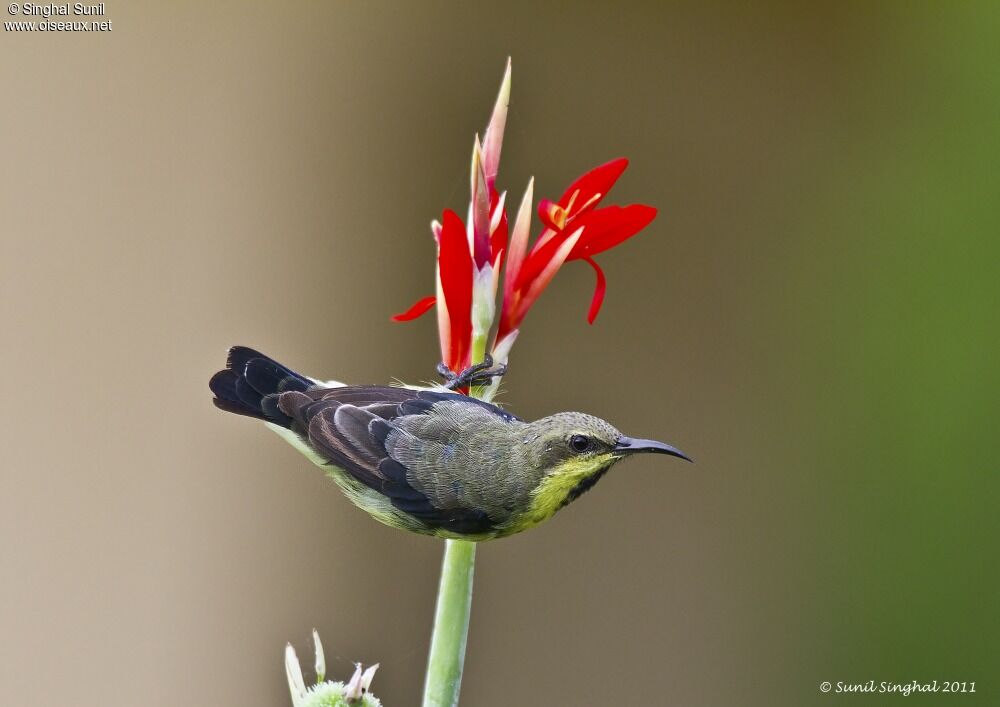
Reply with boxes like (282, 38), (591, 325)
(1, 2), (997, 705)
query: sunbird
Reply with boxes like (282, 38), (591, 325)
(210, 346), (690, 540)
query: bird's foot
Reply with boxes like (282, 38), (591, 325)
(437, 354), (508, 391)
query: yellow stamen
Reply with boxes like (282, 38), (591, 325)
(547, 203), (568, 230)
(547, 189), (602, 231)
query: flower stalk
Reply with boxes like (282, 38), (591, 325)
(421, 538), (477, 707)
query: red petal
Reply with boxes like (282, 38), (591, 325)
(583, 257), (607, 324)
(495, 314), (514, 347)
(569, 205), (657, 259)
(513, 230), (568, 293)
(438, 209), (473, 370)
(391, 295), (437, 322)
(490, 209), (508, 264)
(557, 158), (629, 209)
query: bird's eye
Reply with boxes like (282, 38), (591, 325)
(569, 434), (592, 453)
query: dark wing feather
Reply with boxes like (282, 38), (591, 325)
(279, 386), (518, 534)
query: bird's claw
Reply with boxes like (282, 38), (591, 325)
(438, 354), (508, 391)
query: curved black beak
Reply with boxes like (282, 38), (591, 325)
(614, 436), (693, 462)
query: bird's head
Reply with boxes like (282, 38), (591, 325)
(519, 412), (691, 525)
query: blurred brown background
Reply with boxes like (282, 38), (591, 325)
(2, 2), (997, 706)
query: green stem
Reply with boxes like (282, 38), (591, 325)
(422, 538), (476, 707)
(422, 328), (492, 706)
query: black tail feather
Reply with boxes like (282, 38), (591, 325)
(226, 346), (266, 376)
(210, 346), (312, 427)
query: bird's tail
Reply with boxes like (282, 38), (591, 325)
(208, 346), (312, 428)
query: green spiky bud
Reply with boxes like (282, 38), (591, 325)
(286, 632), (380, 707)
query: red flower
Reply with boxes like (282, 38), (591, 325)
(392, 191), (509, 374)
(392, 61), (658, 379)
(495, 159), (656, 344)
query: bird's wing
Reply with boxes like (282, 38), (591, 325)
(278, 387), (519, 535)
